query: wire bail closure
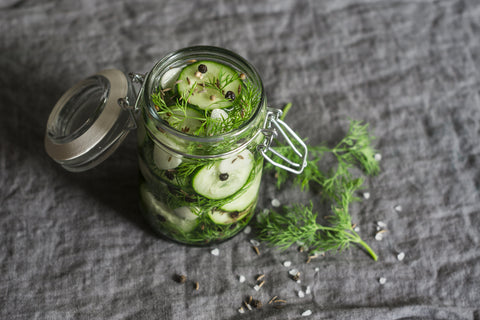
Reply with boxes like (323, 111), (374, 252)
(116, 72), (146, 131)
(258, 108), (308, 174)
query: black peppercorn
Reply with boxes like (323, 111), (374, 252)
(198, 64), (207, 73)
(225, 91), (235, 101)
(219, 173), (229, 181)
(165, 170), (175, 180)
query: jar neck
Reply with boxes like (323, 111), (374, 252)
(141, 46), (267, 158)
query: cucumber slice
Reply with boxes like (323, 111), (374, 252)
(160, 106), (204, 135)
(140, 183), (199, 233)
(192, 150), (254, 200)
(153, 145), (182, 170)
(176, 61), (242, 111)
(220, 166), (262, 212)
(208, 204), (253, 225)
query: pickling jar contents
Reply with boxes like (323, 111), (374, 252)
(138, 58), (266, 245)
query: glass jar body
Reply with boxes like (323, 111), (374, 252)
(136, 46), (267, 245)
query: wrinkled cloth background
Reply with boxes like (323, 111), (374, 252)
(1, 0), (479, 319)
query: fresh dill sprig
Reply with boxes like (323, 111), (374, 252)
(259, 106), (380, 260)
(265, 120), (379, 195)
(151, 82), (209, 133)
(204, 67), (240, 92)
(256, 191), (378, 261)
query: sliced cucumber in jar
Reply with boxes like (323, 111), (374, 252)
(161, 106), (204, 135)
(176, 61), (242, 111)
(208, 204), (253, 225)
(220, 166), (262, 212)
(140, 183), (199, 233)
(192, 150), (254, 200)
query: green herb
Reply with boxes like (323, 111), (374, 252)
(204, 67), (240, 93)
(256, 193), (378, 261)
(259, 107), (380, 260)
(266, 120), (379, 195)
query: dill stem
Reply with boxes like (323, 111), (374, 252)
(356, 239), (378, 261)
(280, 102), (292, 121)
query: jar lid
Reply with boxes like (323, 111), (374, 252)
(44, 69), (135, 172)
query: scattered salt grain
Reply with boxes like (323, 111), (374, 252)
(314, 267), (320, 272)
(289, 269), (299, 276)
(283, 261), (292, 267)
(363, 192), (371, 200)
(243, 226), (252, 234)
(238, 275), (246, 283)
(250, 239), (260, 247)
(211, 248), (219, 256)
(271, 198), (281, 207)
(397, 252), (405, 261)
(296, 280), (301, 284)
(305, 286), (311, 294)
(354, 226), (360, 232)
(375, 233), (383, 241)
(377, 221), (387, 228)
(238, 307), (245, 314)
(394, 205), (403, 212)
(374, 153), (382, 161)
(253, 285), (261, 291)
(379, 277), (387, 285)
(302, 310), (313, 316)
(298, 290), (305, 298)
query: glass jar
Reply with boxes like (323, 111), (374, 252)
(44, 46), (307, 245)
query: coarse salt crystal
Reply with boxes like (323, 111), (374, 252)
(298, 290), (305, 298)
(377, 221), (387, 228)
(238, 307), (245, 314)
(271, 198), (281, 207)
(379, 277), (387, 284)
(397, 252), (405, 261)
(243, 226), (252, 234)
(374, 153), (382, 161)
(375, 233), (383, 241)
(297, 280), (301, 284)
(354, 226), (360, 232)
(363, 192), (370, 199)
(289, 269), (299, 276)
(250, 239), (260, 247)
(305, 286), (311, 294)
(376, 226), (382, 231)
(238, 275), (246, 283)
(302, 310), (312, 316)
(283, 261), (292, 267)
(394, 205), (403, 212)
(253, 285), (261, 291)
(314, 267), (320, 272)
(211, 248), (219, 256)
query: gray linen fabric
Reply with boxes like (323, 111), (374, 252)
(1, 0), (479, 319)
